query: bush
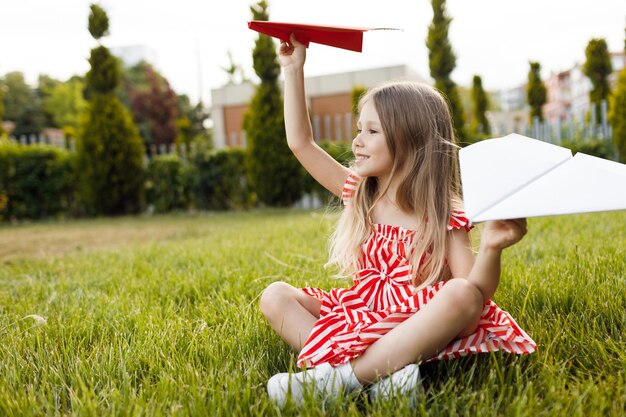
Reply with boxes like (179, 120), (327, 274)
(77, 94), (146, 215)
(561, 138), (617, 160)
(0, 142), (75, 221)
(189, 148), (254, 210)
(146, 154), (188, 213)
(301, 141), (353, 204)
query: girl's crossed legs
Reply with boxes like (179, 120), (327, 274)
(260, 278), (484, 383)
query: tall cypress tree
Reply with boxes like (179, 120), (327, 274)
(244, 0), (303, 206)
(77, 4), (144, 215)
(0, 85), (4, 135)
(471, 75), (490, 136)
(426, 0), (465, 138)
(609, 32), (626, 162)
(526, 62), (547, 122)
(583, 38), (613, 118)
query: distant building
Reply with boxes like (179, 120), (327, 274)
(110, 45), (158, 68)
(210, 65), (428, 149)
(494, 50), (625, 134)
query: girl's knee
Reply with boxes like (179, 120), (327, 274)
(443, 278), (484, 317)
(260, 281), (294, 319)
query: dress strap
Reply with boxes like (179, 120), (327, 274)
(342, 172), (360, 206)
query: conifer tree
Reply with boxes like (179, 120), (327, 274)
(0, 85), (4, 135)
(426, 0), (465, 137)
(471, 75), (490, 136)
(609, 33), (626, 162)
(583, 38), (613, 118)
(244, 0), (303, 206)
(77, 4), (144, 215)
(526, 62), (547, 122)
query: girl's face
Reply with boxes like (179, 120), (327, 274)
(352, 100), (393, 181)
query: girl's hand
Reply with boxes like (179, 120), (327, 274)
(480, 218), (527, 252)
(278, 33), (306, 70)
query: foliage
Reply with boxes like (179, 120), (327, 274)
(583, 38), (613, 117)
(526, 62), (547, 122)
(88, 3), (109, 40)
(0, 211), (625, 415)
(470, 75), (490, 136)
(189, 148), (254, 210)
(609, 65), (626, 162)
(42, 77), (87, 137)
(244, 0), (303, 207)
(78, 4), (145, 216)
(561, 138), (616, 160)
(0, 85), (4, 135)
(37, 75), (61, 128)
(177, 94), (210, 139)
(302, 141), (353, 204)
(426, 0), (465, 138)
(0, 72), (45, 137)
(0, 142), (75, 220)
(146, 154), (188, 213)
(86, 46), (121, 95)
(77, 95), (145, 215)
(351, 85), (366, 118)
(129, 64), (178, 153)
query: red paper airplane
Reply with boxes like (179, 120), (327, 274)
(248, 21), (399, 53)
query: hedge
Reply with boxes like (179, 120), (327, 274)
(0, 142), (75, 221)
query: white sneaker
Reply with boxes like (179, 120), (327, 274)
(267, 362), (361, 407)
(368, 364), (422, 405)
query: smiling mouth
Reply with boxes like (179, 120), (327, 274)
(355, 155), (370, 161)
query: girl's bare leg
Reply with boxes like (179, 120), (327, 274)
(260, 281), (321, 351)
(351, 278), (484, 383)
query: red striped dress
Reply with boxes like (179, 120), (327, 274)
(297, 173), (536, 368)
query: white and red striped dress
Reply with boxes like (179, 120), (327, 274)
(297, 173), (536, 368)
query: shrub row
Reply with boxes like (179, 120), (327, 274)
(0, 142), (75, 221)
(0, 140), (352, 221)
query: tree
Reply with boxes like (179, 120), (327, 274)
(609, 35), (626, 162)
(0, 84), (4, 135)
(471, 75), (490, 136)
(526, 62), (547, 122)
(583, 38), (613, 118)
(129, 64), (178, 155)
(244, 0), (303, 206)
(43, 77), (87, 138)
(351, 85), (366, 137)
(37, 75), (61, 127)
(77, 4), (145, 215)
(1, 72), (45, 137)
(426, 0), (465, 137)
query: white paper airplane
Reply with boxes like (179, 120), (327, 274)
(459, 133), (626, 222)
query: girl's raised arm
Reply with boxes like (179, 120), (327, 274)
(279, 35), (351, 197)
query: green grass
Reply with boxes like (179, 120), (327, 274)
(0, 209), (625, 416)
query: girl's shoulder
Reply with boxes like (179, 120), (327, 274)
(448, 210), (473, 232)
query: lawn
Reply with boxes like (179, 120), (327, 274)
(0, 209), (625, 416)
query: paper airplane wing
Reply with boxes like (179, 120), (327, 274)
(248, 21), (398, 52)
(460, 134), (626, 222)
(473, 152), (626, 221)
(460, 134), (573, 221)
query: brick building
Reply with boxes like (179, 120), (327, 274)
(210, 65), (427, 149)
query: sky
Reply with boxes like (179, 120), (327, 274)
(1, 0), (624, 105)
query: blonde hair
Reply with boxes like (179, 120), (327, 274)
(327, 81), (463, 288)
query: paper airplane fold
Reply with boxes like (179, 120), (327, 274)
(459, 134), (626, 222)
(248, 21), (399, 52)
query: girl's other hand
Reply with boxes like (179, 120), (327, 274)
(278, 33), (306, 70)
(480, 218), (527, 252)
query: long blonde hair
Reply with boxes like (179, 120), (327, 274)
(327, 81), (463, 288)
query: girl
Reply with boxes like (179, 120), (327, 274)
(260, 35), (536, 407)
